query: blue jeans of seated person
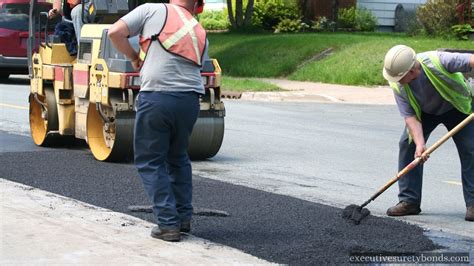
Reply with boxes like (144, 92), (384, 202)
(70, 4), (83, 40)
(56, 4), (83, 55)
(397, 106), (474, 207)
(134, 91), (200, 229)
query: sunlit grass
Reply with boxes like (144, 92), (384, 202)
(208, 32), (473, 87)
(221, 76), (281, 92)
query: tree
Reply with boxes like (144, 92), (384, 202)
(298, 0), (312, 23)
(227, 0), (255, 29)
(331, 0), (339, 23)
(297, 0), (339, 24)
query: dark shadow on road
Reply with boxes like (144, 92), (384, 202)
(0, 75), (29, 85)
(0, 131), (89, 153)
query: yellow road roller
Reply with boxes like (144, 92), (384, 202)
(27, 0), (225, 161)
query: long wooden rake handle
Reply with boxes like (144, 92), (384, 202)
(360, 113), (474, 208)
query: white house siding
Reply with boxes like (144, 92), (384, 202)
(357, 0), (426, 28)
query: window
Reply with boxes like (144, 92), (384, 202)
(78, 40), (93, 64)
(0, 3), (52, 31)
(103, 36), (140, 60)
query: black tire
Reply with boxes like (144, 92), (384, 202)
(188, 117), (225, 160)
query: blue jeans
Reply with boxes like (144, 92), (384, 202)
(134, 91), (200, 229)
(69, 4), (84, 41)
(398, 108), (474, 207)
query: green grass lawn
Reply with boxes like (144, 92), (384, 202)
(208, 32), (473, 88)
(221, 77), (281, 92)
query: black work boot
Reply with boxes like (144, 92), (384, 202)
(387, 201), (421, 216)
(466, 206), (474, 222)
(181, 221), (191, 233)
(151, 226), (181, 242)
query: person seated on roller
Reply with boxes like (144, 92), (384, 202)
(47, 0), (84, 55)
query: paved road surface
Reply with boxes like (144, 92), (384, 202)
(0, 134), (443, 264)
(1, 76), (473, 263)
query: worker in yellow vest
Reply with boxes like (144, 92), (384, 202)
(383, 45), (474, 221)
(108, 0), (206, 241)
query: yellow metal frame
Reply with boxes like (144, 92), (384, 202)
(108, 72), (128, 89)
(212, 59), (222, 88)
(30, 53), (44, 95)
(42, 65), (55, 80)
(89, 58), (110, 106)
(39, 44), (76, 65)
(73, 63), (90, 98)
(54, 65), (73, 101)
(81, 24), (111, 61)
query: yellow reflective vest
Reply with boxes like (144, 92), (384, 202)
(389, 51), (473, 121)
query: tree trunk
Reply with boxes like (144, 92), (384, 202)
(299, 0), (311, 23)
(332, 0), (339, 23)
(235, 0), (243, 27)
(227, 0), (236, 29)
(243, 0), (254, 27)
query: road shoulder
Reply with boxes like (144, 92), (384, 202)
(0, 179), (270, 265)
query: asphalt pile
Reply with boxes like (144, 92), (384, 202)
(1, 149), (440, 264)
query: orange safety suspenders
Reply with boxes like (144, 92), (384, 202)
(139, 4), (206, 66)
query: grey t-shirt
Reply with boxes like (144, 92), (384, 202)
(394, 51), (472, 118)
(120, 3), (206, 94)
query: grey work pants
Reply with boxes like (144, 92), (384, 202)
(397, 107), (474, 207)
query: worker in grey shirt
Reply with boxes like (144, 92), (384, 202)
(108, 0), (207, 241)
(112, 3), (206, 93)
(382, 45), (474, 221)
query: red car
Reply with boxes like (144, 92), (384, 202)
(0, 0), (52, 79)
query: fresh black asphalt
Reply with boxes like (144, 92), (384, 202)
(1, 133), (440, 264)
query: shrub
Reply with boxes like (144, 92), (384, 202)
(311, 16), (336, 32)
(274, 18), (309, 33)
(338, 7), (356, 30)
(253, 0), (301, 30)
(198, 10), (230, 31)
(416, 0), (458, 38)
(451, 24), (474, 40)
(404, 16), (425, 36)
(338, 7), (377, 32)
(355, 8), (377, 31)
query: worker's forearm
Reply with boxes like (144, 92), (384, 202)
(470, 54), (474, 69)
(109, 36), (139, 62)
(108, 20), (138, 62)
(405, 116), (424, 146)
